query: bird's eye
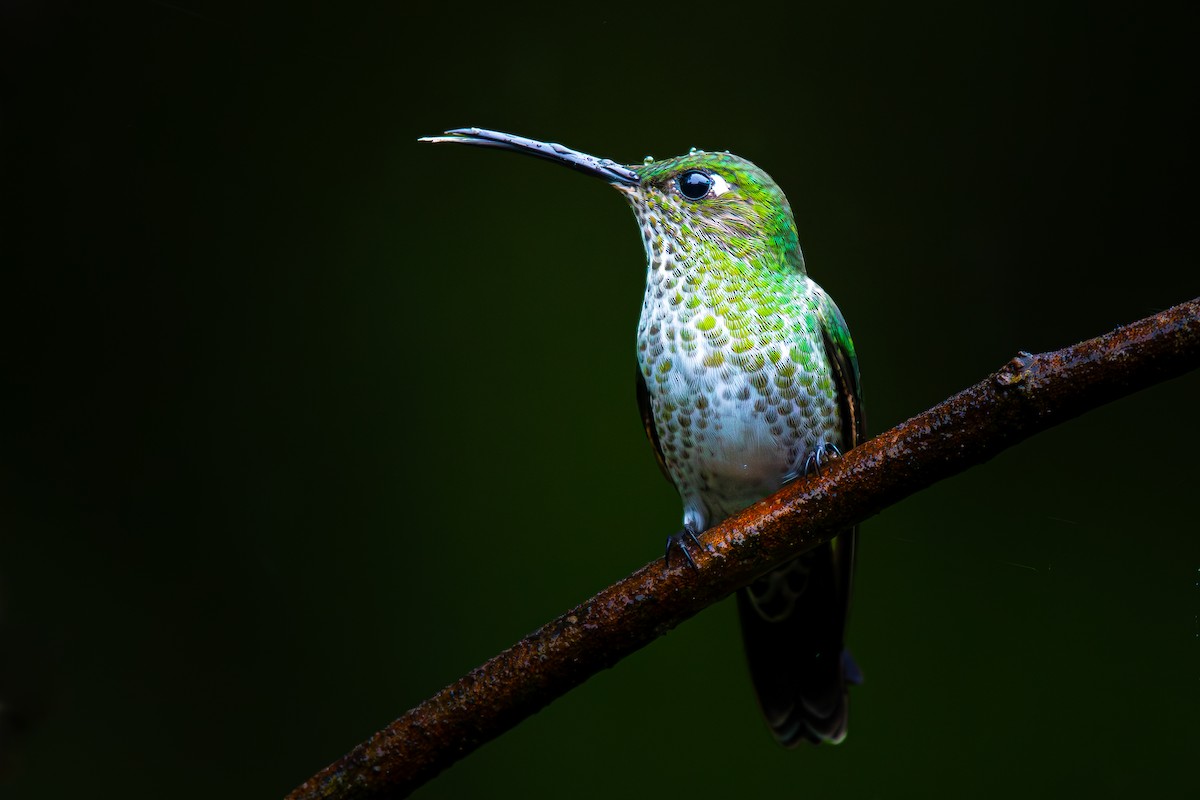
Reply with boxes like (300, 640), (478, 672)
(677, 170), (714, 201)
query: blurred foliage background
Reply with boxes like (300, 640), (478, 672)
(2, 2), (1198, 798)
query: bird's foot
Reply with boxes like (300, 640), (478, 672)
(803, 441), (843, 477)
(664, 524), (705, 571)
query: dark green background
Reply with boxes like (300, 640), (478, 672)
(3, 2), (1198, 797)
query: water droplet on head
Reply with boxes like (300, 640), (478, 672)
(643, 155), (655, 164)
(689, 146), (699, 155)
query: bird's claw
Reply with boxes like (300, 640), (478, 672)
(803, 441), (843, 477)
(665, 525), (704, 571)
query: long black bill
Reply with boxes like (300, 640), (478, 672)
(418, 127), (640, 186)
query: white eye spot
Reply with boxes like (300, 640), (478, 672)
(708, 174), (732, 197)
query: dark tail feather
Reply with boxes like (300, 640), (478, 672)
(736, 532), (857, 746)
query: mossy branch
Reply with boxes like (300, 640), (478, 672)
(288, 297), (1200, 800)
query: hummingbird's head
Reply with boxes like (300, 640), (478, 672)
(419, 129), (804, 274)
(622, 150), (804, 274)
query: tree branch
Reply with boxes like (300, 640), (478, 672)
(288, 297), (1200, 800)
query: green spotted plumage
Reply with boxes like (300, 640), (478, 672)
(629, 150), (863, 746)
(420, 129), (864, 747)
(627, 152), (855, 534)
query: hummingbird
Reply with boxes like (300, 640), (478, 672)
(419, 128), (864, 746)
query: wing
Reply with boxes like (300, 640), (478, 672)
(737, 297), (864, 746)
(819, 297), (865, 448)
(636, 364), (674, 484)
